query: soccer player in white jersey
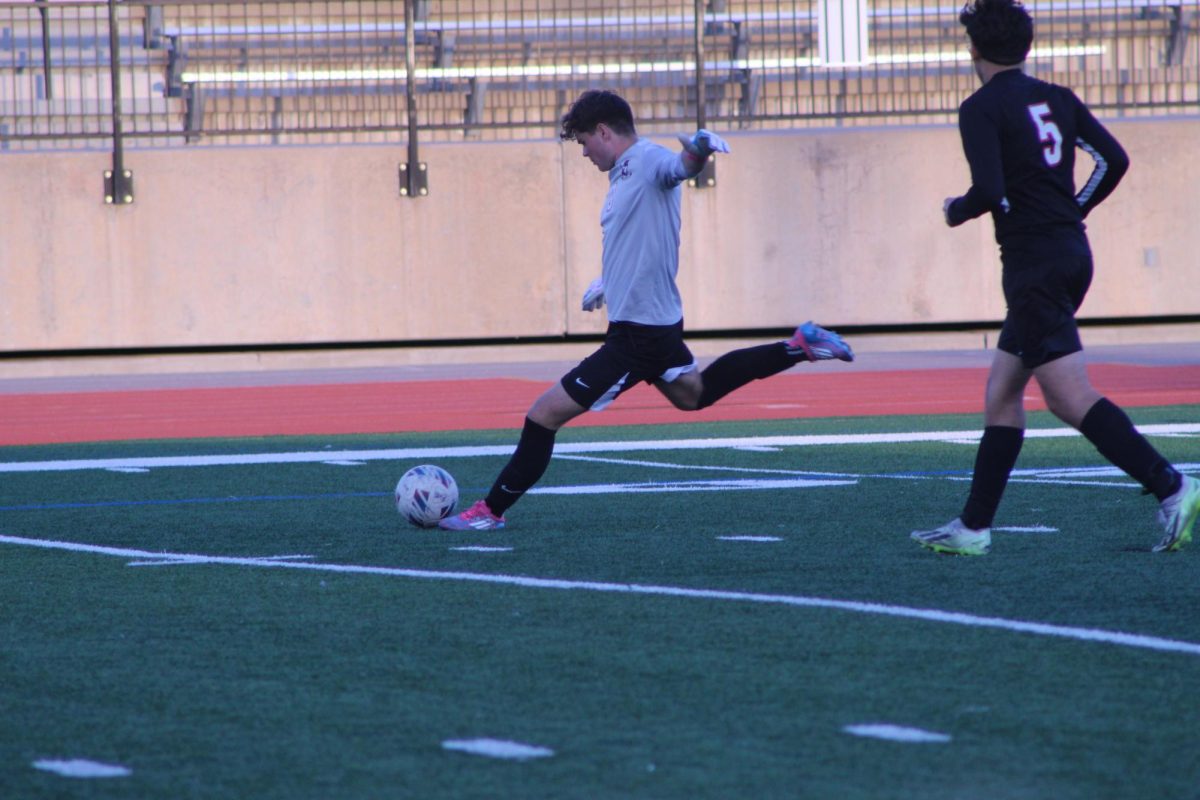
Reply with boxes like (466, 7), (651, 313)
(440, 89), (853, 531)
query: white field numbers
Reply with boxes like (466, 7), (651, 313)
(1027, 102), (1063, 166)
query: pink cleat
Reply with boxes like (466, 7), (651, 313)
(437, 499), (507, 531)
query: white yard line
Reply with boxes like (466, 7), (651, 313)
(3, 534), (1199, 658)
(717, 535), (784, 542)
(530, 477), (856, 494)
(842, 724), (951, 743)
(554, 453), (860, 478)
(32, 759), (132, 778)
(441, 738), (554, 760)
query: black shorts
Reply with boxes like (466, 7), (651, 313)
(997, 250), (1093, 369)
(561, 320), (697, 411)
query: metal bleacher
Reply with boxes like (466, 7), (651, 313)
(1, 0), (1196, 150)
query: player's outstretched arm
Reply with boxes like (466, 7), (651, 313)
(676, 129), (730, 176)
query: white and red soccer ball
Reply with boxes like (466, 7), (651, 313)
(394, 464), (459, 527)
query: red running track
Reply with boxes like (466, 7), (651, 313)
(2, 363), (1199, 446)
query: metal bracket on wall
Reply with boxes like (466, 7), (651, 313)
(688, 158), (717, 189)
(400, 162), (428, 198)
(104, 169), (134, 205)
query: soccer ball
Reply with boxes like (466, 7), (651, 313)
(394, 464), (459, 527)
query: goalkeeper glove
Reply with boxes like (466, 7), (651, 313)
(678, 129), (731, 160)
(581, 278), (605, 312)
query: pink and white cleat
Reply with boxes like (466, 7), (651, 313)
(437, 499), (507, 531)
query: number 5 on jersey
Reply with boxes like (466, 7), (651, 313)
(1027, 102), (1063, 167)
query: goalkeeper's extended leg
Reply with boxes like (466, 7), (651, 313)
(438, 416), (556, 530)
(696, 322), (852, 409)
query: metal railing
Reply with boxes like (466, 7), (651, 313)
(2, 0), (1197, 153)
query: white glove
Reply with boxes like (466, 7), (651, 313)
(678, 129), (731, 159)
(581, 277), (605, 312)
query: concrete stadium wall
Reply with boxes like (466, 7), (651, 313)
(1, 117), (1196, 353)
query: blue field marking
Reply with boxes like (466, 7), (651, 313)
(0, 477), (851, 513)
(5, 465), (1195, 514)
(0, 491), (389, 513)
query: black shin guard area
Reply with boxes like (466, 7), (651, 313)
(485, 417), (557, 515)
(1080, 398), (1180, 500)
(960, 426), (1024, 530)
(697, 343), (795, 410)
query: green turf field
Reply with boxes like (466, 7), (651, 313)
(2, 407), (1198, 798)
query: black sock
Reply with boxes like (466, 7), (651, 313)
(484, 417), (557, 516)
(1079, 398), (1180, 501)
(960, 426), (1024, 530)
(697, 342), (798, 409)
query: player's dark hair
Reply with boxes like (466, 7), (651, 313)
(560, 89), (636, 141)
(959, 0), (1034, 66)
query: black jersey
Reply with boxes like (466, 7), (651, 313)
(945, 70), (1129, 252)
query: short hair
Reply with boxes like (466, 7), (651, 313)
(559, 90), (636, 141)
(959, 0), (1034, 66)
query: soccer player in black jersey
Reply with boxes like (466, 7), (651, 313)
(911, 0), (1199, 555)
